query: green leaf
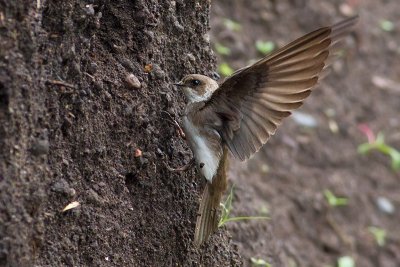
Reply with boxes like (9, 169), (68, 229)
(223, 19), (242, 32)
(388, 147), (400, 170)
(380, 20), (394, 32)
(219, 185), (269, 227)
(215, 43), (231, 56)
(222, 216), (269, 224)
(357, 131), (400, 171)
(259, 204), (270, 216)
(376, 132), (385, 143)
(251, 257), (272, 267)
(256, 41), (275, 55)
(218, 62), (234, 77)
(324, 190), (348, 207)
(338, 256), (355, 267)
(357, 143), (373, 155)
(368, 226), (387, 247)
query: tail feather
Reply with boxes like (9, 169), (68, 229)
(194, 148), (228, 247)
(194, 183), (220, 246)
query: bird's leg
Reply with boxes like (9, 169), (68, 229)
(164, 158), (195, 172)
(161, 111), (192, 172)
(162, 111), (185, 140)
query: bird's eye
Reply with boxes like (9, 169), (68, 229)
(191, 79), (201, 86)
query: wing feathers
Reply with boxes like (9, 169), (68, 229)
(269, 51), (329, 72)
(267, 63), (325, 81)
(241, 105), (272, 137)
(260, 77), (319, 94)
(202, 16), (357, 161)
(261, 99), (303, 111)
(243, 104), (277, 134)
(229, 120), (257, 160)
(268, 39), (331, 67)
(253, 90), (312, 103)
(263, 28), (331, 64)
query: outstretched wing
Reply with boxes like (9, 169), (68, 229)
(203, 16), (358, 161)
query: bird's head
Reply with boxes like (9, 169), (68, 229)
(175, 74), (219, 103)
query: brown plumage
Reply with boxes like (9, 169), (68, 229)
(175, 16), (358, 246)
(194, 147), (228, 246)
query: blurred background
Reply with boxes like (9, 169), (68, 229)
(210, 0), (400, 266)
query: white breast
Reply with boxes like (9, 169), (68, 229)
(182, 117), (219, 182)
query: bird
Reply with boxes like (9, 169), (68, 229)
(172, 16), (358, 247)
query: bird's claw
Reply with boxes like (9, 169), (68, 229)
(164, 158), (195, 172)
(162, 111), (186, 140)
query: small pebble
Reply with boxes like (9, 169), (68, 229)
(376, 197), (395, 214)
(151, 64), (165, 79)
(125, 74), (141, 89)
(328, 120), (339, 134)
(339, 3), (355, 17)
(372, 75), (399, 92)
(291, 111), (318, 128)
(52, 179), (76, 197)
(260, 164), (269, 173)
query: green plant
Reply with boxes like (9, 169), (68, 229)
(255, 40), (275, 55)
(218, 62), (234, 77)
(250, 257), (272, 267)
(368, 226), (387, 247)
(337, 256), (355, 267)
(219, 186), (269, 227)
(215, 42), (231, 56)
(358, 124), (400, 171)
(223, 18), (242, 32)
(324, 190), (348, 207)
(259, 203), (270, 216)
(380, 20), (394, 32)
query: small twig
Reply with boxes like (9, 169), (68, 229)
(326, 214), (354, 249)
(84, 72), (95, 80)
(46, 79), (76, 89)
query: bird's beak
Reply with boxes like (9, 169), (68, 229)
(174, 81), (183, 87)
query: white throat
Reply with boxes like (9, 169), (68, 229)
(183, 87), (213, 103)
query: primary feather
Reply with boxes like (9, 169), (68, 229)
(201, 16), (358, 161)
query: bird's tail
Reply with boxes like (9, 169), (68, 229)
(194, 148), (228, 247)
